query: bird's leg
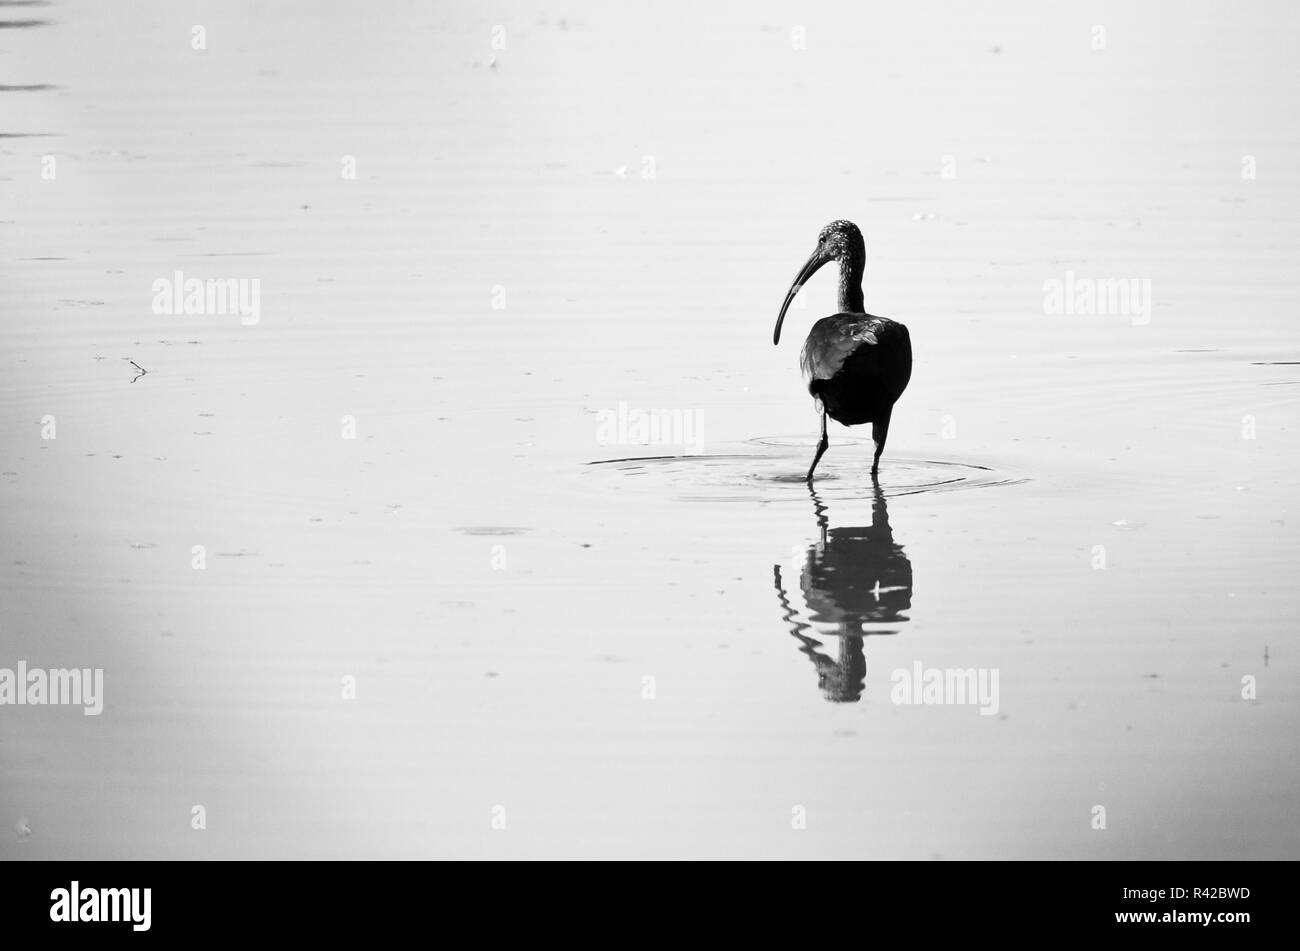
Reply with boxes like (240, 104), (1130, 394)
(807, 411), (829, 482)
(870, 411), (892, 476)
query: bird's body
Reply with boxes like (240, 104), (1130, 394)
(802, 314), (911, 427)
(773, 220), (912, 480)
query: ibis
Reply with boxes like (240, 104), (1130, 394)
(773, 220), (912, 480)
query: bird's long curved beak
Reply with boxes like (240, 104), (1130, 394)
(774, 247), (830, 345)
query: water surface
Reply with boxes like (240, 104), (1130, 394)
(1, 0), (1297, 859)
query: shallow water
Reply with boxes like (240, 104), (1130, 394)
(2, 1), (1298, 859)
(588, 440), (1026, 500)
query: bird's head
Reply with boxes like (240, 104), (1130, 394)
(774, 220), (865, 345)
(815, 219), (863, 263)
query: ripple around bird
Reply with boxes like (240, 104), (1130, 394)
(586, 437), (1027, 503)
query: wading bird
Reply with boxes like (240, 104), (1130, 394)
(773, 220), (912, 481)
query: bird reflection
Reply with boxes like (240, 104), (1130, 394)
(773, 480), (913, 702)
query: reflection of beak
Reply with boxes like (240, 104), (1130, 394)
(774, 247), (831, 345)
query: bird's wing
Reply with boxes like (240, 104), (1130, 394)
(800, 315), (898, 380)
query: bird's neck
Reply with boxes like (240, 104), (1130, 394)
(837, 260), (865, 314)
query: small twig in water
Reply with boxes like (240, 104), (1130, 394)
(129, 359), (148, 382)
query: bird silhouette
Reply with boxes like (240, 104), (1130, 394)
(773, 220), (912, 481)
